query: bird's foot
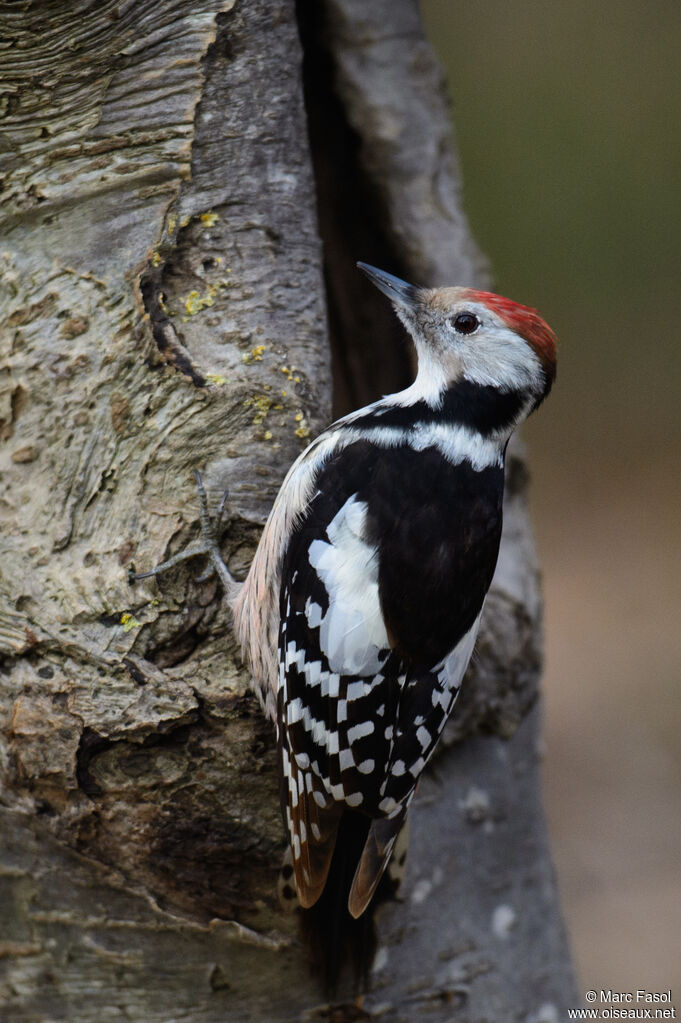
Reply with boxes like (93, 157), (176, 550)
(129, 470), (239, 598)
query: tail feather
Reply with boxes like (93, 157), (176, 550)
(299, 808), (408, 996)
(348, 809), (407, 918)
(300, 811), (375, 995)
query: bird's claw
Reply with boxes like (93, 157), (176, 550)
(129, 471), (239, 598)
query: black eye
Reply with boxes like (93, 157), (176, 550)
(451, 312), (480, 335)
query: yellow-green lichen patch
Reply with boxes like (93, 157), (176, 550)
(243, 393), (274, 425)
(151, 250), (162, 267)
(184, 288), (213, 316)
(200, 211), (219, 227)
(294, 411), (311, 439)
(120, 612), (142, 633)
(242, 343), (268, 364)
(206, 373), (229, 386)
(181, 278), (230, 318)
(280, 365), (302, 383)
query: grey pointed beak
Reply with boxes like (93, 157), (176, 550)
(357, 262), (423, 310)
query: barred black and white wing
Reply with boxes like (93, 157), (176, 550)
(276, 435), (504, 916)
(278, 478), (395, 911)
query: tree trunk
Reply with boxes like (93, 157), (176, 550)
(0, 1), (576, 1019)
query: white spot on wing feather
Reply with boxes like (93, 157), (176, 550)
(346, 679), (368, 702)
(416, 725), (431, 750)
(339, 748), (355, 771)
(347, 720), (375, 744)
(379, 796), (397, 813)
(304, 599), (323, 629)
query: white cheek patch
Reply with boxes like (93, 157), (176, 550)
(458, 319), (543, 394)
(307, 495), (389, 676)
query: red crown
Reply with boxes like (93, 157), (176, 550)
(465, 289), (558, 380)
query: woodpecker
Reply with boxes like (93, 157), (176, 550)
(131, 262), (557, 991)
(231, 263), (556, 978)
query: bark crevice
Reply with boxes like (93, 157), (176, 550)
(296, 0), (415, 417)
(139, 268), (208, 387)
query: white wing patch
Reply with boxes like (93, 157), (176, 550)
(307, 494), (389, 676)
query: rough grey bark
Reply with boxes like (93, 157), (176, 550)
(0, 1), (576, 1020)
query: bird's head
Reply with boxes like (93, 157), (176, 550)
(358, 263), (557, 411)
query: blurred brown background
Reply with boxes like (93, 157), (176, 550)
(421, 0), (681, 993)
